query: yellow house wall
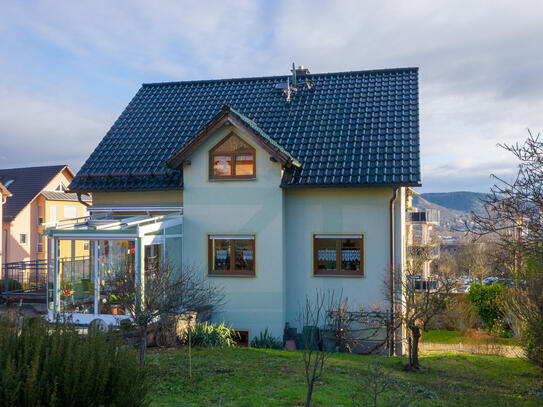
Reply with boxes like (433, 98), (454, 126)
(3, 167), (91, 263)
(92, 191), (182, 207)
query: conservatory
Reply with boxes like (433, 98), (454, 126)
(45, 208), (183, 325)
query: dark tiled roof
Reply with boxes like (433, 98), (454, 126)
(41, 191), (92, 202)
(71, 67), (420, 191)
(0, 165), (67, 222)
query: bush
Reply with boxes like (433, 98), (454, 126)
(6, 279), (22, 291)
(188, 322), (237, 348)
(0, 315), (148, 406)
(250, 328), (283, 349)
(467, 283), (508, 334)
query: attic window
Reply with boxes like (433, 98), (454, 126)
(55, 182), (66, 192)
(209, 133), (255, 180)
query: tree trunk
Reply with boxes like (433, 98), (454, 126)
(305, 381), (314, 407)
(139, 326), (147, 365)
(411, 326), (421, 369)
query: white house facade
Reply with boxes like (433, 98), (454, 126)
(46, 66), (420, 353)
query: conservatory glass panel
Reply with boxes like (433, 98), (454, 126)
(98, 240), (135, 316)
(58, 239), (94, 314)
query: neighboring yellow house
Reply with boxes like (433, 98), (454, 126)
(0, 182), (12, 266)
(0, 165), (91, 264)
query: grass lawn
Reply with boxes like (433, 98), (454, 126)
(147, 347), (541, 406)
(421, 330), (519, 346)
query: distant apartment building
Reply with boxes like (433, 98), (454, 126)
(406, 188), (440, 278)
(0, 165), (91, 264)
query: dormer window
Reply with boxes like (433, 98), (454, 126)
(209, 133), (255, 180)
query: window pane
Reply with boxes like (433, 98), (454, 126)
(213, 155), (232, 176)
(59, 240), (93, 314)
(98, 240), (135, 315)
(213, 239), (231, 272)
(341, 238), (361, 272)
(234, 239), (254, 271)
(315, 238), (337, 272)
(214, 134), (250, 152)
(235, 155), (254, 176)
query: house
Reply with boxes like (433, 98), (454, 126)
(406, 188), (440, 280)
(47, 66), (421, 351)
(0, 182), (12, 266)
(0, 165), (91, 264)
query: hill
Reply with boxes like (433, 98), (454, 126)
(419, 191), (488, 213)
(412, 191), (488, 238)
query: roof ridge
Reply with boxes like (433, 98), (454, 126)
(142, 67), (418, 87)
(0, 164), (66, 172)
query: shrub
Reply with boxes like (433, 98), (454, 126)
(0, 315), (148, 406)
(467, 283), (508, 334)
(6, 279), (22, 291)
(188, 322), (237, 348)
(250, 328), (283, 349)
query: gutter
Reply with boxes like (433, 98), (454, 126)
(389, 187), (399, 356)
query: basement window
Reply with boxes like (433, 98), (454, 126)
(313, 235), (364, 276)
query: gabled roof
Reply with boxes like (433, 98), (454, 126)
(0, 165), (69, 222)
(166, 105), (301, 168)
(70, 67), (421, 191)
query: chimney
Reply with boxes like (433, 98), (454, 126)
(295, 65), (310, 76)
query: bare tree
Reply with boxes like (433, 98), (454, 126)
(465, 131), (543, 371)
(351, 362), (416, 407)
(386, 243), (456, 370)
(115, 261), (224, 364)
(298, 290), (343, 407)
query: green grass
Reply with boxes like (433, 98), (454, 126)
(421, 330), (463, 344)
(147, 347), (541, 406)
(421, 330), (519, 346)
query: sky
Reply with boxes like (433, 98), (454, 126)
(0, 0), (541, 193)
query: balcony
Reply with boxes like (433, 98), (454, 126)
(407, 209), (440, 225)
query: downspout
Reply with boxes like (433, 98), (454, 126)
(77, 192), (91, 207)
(389, 187), (399, 356)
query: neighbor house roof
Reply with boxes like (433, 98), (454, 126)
(41, 191), (92, 202)
(70, 67), (420, 191)
(0, 165), (69, 222)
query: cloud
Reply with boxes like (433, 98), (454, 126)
(0, 0), (541, 192)
(0, 89), (113, 170)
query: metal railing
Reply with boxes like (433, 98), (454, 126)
(408, 209), (440, 225)
(2, 259), (48, 303)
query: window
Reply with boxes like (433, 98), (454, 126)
(64, 206), (77, 219)
(19, 233), (27, 245)
(209, 133), (255, 179)
(233, 330), (249, 347)
(37, 234), (44, 253)
(313, 235), (364, 276)
(208, 235), (255, 275)
(50, 205), (58, 224)
(55, 182), (66, 192)
(38, 205), (44, 225)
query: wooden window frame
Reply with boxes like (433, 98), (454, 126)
(209, 133), (256, 180)
(208, 235), (256, 276)
(313, 235), (364, 276)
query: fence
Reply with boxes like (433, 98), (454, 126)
(2, 259), (48, 303)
